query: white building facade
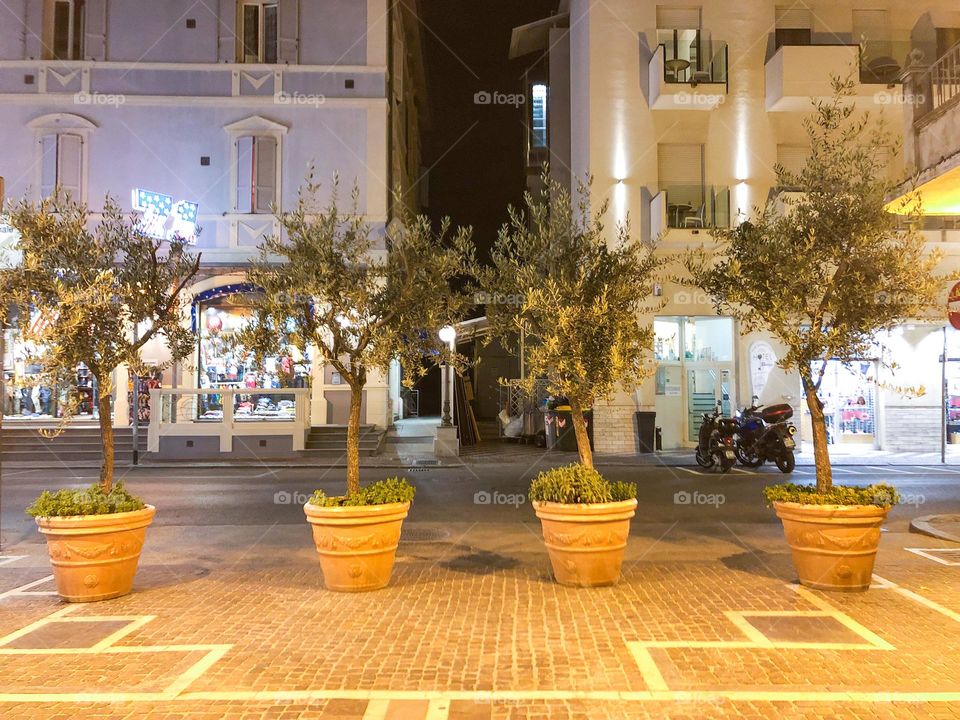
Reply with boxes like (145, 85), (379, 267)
(0, 0), (426, 452)
(513, 0), (960, 455)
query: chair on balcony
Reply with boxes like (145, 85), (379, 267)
(684, 204), (706, 228)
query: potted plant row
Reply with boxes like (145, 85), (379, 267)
(3, 194), (200, 602)
(687, 76), (942, 590)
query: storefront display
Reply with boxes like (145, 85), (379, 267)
(195, 288), (310, 422)
(816, 360), (877, 445)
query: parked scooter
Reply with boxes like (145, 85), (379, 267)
(695, 404), (739, 472)
(734, 403), (797, 473)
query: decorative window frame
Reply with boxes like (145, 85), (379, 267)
(224, 115), (288, 214)
(26, 112), (96, 203)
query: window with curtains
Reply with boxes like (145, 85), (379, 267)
(235, 136), (278, 214)
(46, 0), (86, 60)
(238, 1), (278, 63)
(39, 133), (84, 201)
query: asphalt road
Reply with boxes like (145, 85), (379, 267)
(2, 461), (958, 549)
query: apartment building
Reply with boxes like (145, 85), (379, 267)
(513, 1), (960, 454)
(0, 0), (426, 457)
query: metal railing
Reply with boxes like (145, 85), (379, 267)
(929, 40), (960, 113)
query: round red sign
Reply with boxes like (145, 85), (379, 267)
(949, 281), (960, 330)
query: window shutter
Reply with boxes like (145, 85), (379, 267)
(56, 134), (83, 200)
(253, 136), (277, 213)
(40, 135), (58, 199)
(658, 144), (703, 186)
(84, 0), (107, 60)
(236, 136), (254, 213)
(775, 6), (812, 29)
(776, 145), (809, 176)
(656, 7), (701, 29)
(277, 0), (298, 64)
(218, 0), (236, 62)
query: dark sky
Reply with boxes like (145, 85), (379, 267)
(418, 1), (558, 259)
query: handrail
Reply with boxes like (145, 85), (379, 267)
(929, 40), (960, 113)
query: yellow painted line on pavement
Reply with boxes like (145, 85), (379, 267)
(425, 698), (450, 719)
(0, 575), (56, 600)
(362, 699), (390, 719)
(162, 645), (233, 698)
(789, 585), (895, 650)
(873, 574), (960, 623)
(0, 556), (28, 568)
(0, 605), (75, 646)
(627, 645), (670, 691)
(723, 611), (772, 646)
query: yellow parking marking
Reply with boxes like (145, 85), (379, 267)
(425, 698), (450, 719)
(362, 699), (390, 719)
(789, 585), (895, 650)
(0, 575), (56, 600)
(627, 645), (670, 691)
(873, 574), (960, 624)
(0, 605), (76, 646)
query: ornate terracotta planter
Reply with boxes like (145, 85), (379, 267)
(773, 501), (891, 591)
(35, 505), (156, 602)
(533, 499), (637, 587)
(303, 501), (410, 592)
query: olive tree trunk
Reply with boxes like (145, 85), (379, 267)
(345, 384), (363, 497)
(803, 379), (833, 494)
(98, 391), (115, 493)
(569, 398), (594, 469)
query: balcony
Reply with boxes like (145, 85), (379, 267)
(765, 43), (910, 111)
(649, 30), (728, 110)
(650, 185), (731, 240)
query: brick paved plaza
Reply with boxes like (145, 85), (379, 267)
(1, 463), (959, 719)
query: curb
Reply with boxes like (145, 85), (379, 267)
(909, 515), (960, 544)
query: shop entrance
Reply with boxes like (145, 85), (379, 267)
(815, 360), (878, 447)
(654, 316), (736, 449)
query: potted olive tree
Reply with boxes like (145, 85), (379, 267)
(240, 177), (473, 592)
(687, 78), (944, 591)
(6, 194), (200, 601)
(479, 173), (661, 586)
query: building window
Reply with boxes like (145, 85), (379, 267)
(236, 136), (278, 214)
(530, 84), (548, 149)
(238, 1), (278, 64)
(48, 0), (86, 60)
(39, 133), (84, 201)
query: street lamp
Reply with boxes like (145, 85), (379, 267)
(439, 325), (457, 427)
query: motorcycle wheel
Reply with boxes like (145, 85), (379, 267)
(735, 445), (764, 468)
(775, 451), (796, 474)
(719, 454), (735, 473)
(695, 447), (715, 468)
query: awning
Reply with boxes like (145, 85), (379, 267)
(887, 151), (960, 216)
(509, 12), (569, 59)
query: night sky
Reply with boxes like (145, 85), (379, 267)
(418, 1), (558, 260)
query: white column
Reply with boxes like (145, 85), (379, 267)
(113, 364), (130, 427)
(364, 366), (390, 428)
(310, 350), (326, 426)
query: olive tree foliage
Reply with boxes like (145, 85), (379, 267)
(478, 173), (662, 469)
(238, 176), (474, 496)
(686, 77), (945, 493)
(3, 194), (201, 491)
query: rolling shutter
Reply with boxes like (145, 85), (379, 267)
(253, 136), (277, 213)
(277, 0), (299, 64)
(236, 136), (254, 213)
(56, 134), (83, 200)
(776, 145), (809, 176)
(775, 6), (812, 30)
(658, 144), (703, 186)
(656, 7), (701, 29)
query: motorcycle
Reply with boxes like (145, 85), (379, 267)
(734, 403), (797, 473)
(695, 405), (739, 472)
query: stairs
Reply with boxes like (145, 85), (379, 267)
(302, 425), (384, 458)
(1, 425), (148, 467)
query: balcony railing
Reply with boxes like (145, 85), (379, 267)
(926, 40), (960, 116)
(652, 185), (731, 232)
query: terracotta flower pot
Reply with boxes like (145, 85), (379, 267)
(773, 501), (891, 591)
(35, 505), (156, 602)
(303, 501), (410, 591)
(533, 499), (637, 587)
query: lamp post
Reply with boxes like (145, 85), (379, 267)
(438, 325), (457, 427)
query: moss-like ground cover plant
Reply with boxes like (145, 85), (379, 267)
(529, 463), (638, 505)
(762, 483), (900, 507)
(309, 478), (417, 508)
(26, 482), (146, 518)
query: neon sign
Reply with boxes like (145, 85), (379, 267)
(131, 189), (199, 245)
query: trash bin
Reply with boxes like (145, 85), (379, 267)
(635, 411), (657, 453)
(544, 408), (594, 451)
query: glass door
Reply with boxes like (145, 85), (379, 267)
(686, 366), (735, 443)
